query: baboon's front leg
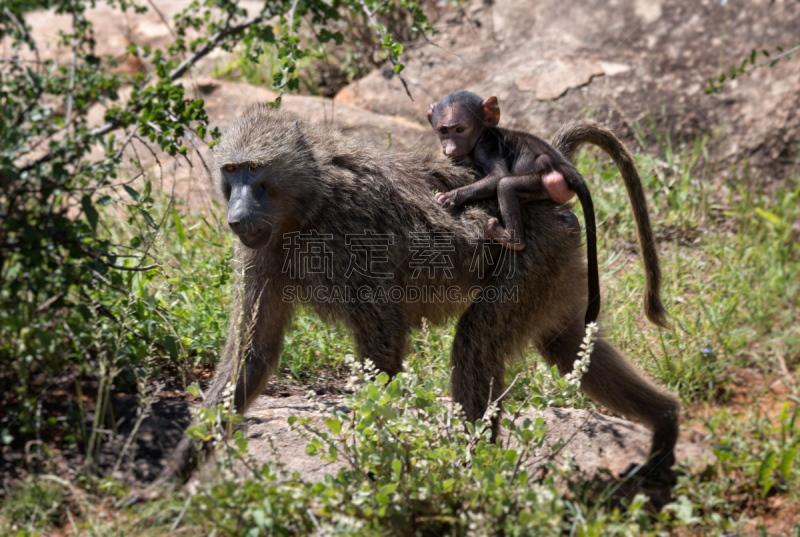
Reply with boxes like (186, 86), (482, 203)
(160, 282), (293, 482)
(348, 302), (410, 377)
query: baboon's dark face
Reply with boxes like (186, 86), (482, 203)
(220, 161), (280, 249)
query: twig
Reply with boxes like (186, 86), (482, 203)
(775, 353), (795, 388)
(65, 0), (78, 131)
(528, 410), (594, 481)
(0, 57), (46, 64)
(93, 260), (160, 272)
(547, 411), (593, 462)
(491, 373), (520, 406)
(62, 320), (92, 363)
(35, 291), (65, 315)
(171, 492), (194, 531)
(112, 405), (151, 475)
(145, 0), (177, 39)
(503, 391), (534, 450)
(358, 0), (414, 101)
(307, 509), (322, 532)
(419, 32), (467, 63)
(169, 13), (271, 81)
(757, 43), (800, 69)
(299, 422), (376, 489)
(287, 0), (301, 35)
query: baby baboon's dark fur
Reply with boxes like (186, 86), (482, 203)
(162, 105), (679, 482)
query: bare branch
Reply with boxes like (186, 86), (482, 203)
(358, 0), (414, 101)
(144, 0), (177, 39)
(287, 0), (301, 35)
(94, 261), (160, 272)
(65, 0), (78, 131)
(168, 13), (271, 81)
(757, 43), (800, 69)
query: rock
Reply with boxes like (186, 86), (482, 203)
(5, 1), (265, 75)
(235, 394), (713, 484)
(187, 80), (436, 151)
(243, 394), (348, 482)
(335, 0), (800, 183)
(70, 78), (436, 210)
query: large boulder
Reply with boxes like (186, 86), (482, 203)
(335, 0), (800, 183)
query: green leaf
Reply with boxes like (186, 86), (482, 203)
(186, 424), (211, 442)
(325, 417), (341, 435)
(96, 195), (113, 207)
(123, 184), (140, 202)
(163, 334), (179, 359)
(173, 211), (186, 243)
(392, 458), (402, 478)
(779, 446), (797, 478)
(252, 509), (267, 530)
(755, 207), (785, 227)
(287, 415), (297, 426)
(505, 449), (518, 464)
(376, 372), (389, 385)
(758, 450), (778, 497)
(81, 195), (99, 232)
(187, 382), (201, 396)
(141, 209), (158, 229)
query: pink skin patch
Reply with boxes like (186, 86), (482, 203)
(543, 170), (574, 204)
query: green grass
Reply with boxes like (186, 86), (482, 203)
(2, 136), (799, 535)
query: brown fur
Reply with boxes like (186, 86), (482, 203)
(161, 105), (678, 482)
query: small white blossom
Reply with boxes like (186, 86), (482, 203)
(563, 322), (598, 388)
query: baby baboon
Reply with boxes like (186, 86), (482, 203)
(428, 91), (668, 328)
(162, 105), (678, 484)
(428, 91), (585, 251)
(427, 91), (600, 324)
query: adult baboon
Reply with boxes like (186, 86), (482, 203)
(163, 105), (679, 482)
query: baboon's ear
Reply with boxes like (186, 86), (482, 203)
(427, 102), (436, 127)
(482, 96), (500, 127)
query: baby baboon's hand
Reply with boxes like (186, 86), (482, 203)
(435, 191), (459, 211)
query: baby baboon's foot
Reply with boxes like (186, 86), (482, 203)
(543, 170), (575, 204)
(485, 218), (526, 251)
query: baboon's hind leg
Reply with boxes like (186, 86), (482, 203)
(536, 315), (680, 478)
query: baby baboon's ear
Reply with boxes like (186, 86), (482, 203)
(482, 96), (500, 127)
(427, 102), (437, 127)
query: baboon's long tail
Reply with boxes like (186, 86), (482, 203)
(574, 184), (600, 326)
(553, 120), (669, 328)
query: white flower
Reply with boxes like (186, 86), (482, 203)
(563, 322), (598, 388)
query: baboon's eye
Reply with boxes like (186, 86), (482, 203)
(440, 128), (448, 135)
(249, 162), (259, 170)
(225, 164), (235, 172)
(456, 127), (465, 134)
